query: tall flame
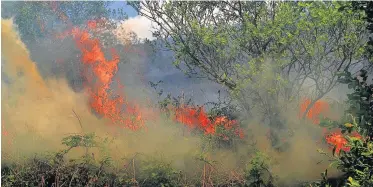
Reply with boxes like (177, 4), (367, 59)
(72, 27), (145, 130)
(49, 1), (146, 131)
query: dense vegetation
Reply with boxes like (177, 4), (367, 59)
(1, 1), (373, 187)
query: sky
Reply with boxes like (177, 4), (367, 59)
(109, 1), (155, 40)
(108, 1), (138, 18)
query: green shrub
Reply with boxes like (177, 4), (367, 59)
(314, 70), (373, 187)
(244, 151), (277, 187)
(138, 156), (183, 187)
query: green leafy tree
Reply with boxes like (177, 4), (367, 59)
(347, 1), (373, 62)
(1, 1), (122, 43)
(131, 1), (368, 150)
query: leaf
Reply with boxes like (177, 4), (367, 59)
(344, 123), (354, 128)
(348, 177), (361, 187)
(222, 73), (227, 80)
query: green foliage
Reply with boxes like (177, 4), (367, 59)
(134, 1), (368, 153)
(62, 133), (97, 148)
(308, 169), (340, 187)
(138, 156), (182, 187)
(244, 152), (277, 187)
(338, 137), (373, 186)
(1, 1), (120, 43)
(1, 133), (116, 187)
(1, 132), (273, 187)
(338, 70), (373, 138)
(136, 1), (366, 94)
(315, 69), (373, 187)
(348, 2), (373, 62)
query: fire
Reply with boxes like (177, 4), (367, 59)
(325, 129), (362, 155)
(299, 98), (330, 124)
(174, 106), (213, 133)
(173, 105), (244, 138)
(50, 2), (145, 130)
(49, 2), (242, 136)
(87, 20), (97, 30)
(71, 27), (145, 130)
(298, 98), (365, 155)
(325, 130), (350, 155)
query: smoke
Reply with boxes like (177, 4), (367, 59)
(1, 16), (345, 186)
(114, 15), (155, 42)
(226, 58), (346, 185)
(1, 19), (201, 167)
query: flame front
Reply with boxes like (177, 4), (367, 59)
(300, 98), (330, 124)
(173, 105), (244, 138)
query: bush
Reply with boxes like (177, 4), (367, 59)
(314, 70), (373, 187)
(244, 151), (277, 187)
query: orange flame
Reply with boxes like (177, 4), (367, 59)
(87, 20), (97, 30)
(50, 2), (146, 131)
(325, 130), (350, 155)
(49, 3), (243, 135)
(325, 129), (362, 155)
(173, 105), (244, 138)
(299, 98), (330, 124)
(71, 27), (145, 130)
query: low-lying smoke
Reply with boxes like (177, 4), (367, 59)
(1, 18), (201, 166)
(2, 18), (343, 186)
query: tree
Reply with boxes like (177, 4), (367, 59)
(130, 1), (368, 150)
(1, 1), (126, 44)
(351, 1), (373, 62)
